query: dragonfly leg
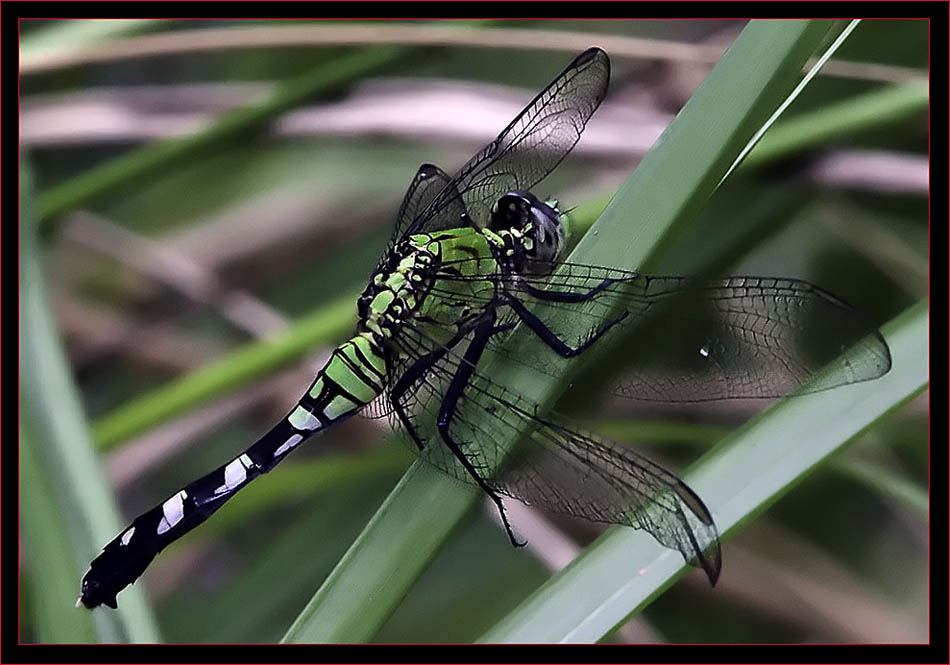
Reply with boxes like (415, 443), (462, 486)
(390, 323), (476, 449)
(504, 294), (629, 357)
(436, 315), (526, 548)
(391, 399), (425, 450)
(391, 356), (444, 450)
(518, 273), (637, 303)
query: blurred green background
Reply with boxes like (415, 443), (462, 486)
(19, 19), (928, 643)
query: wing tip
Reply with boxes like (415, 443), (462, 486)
(578, 46), (609, 64)
(671, 479), (722, 586)
(577, 46), (611, 83)
(698, 540), (723, 587)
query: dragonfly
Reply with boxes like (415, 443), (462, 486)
(79, 47), (892, 610)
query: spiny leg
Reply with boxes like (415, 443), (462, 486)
(435, 314), (525, 548)
(504, 293), (629, 357)
(392, 354), (446, 450)
(518, 273), (636, 303)
(390, 324), (472, 450)
(391, 318), (517, 448)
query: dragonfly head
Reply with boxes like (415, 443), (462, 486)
(490, 191), (566, 272)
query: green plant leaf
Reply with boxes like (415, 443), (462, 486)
(744, 80), (928, 169)
(92, 292), (357, 450)
(19, 422), (98, 643)
(35, 47), (405, 227)
(19, 164), (161, 643)
(19, 19), (165, 67)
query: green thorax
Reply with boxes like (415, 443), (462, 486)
(356, 193), (569, 348)
(357, 226), (502, 347)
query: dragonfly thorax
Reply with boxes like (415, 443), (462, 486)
(357, 239), (436, 342)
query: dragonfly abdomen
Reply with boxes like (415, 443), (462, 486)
(297, 333), (388, 428)
(78, 334), (386, 610)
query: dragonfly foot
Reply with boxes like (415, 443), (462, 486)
(492, 496), (527, 548)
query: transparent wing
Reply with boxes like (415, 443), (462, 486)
(402, 47), (610, 238)
(388, 321), (721, 584)
(425, 260), (893, 402)
(382, 163), (466, 259)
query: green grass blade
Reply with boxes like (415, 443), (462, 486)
(744, 80), (929, 169)
(281, 20), (837, 643)
(92, 292), (357, 450)
(568, 74), (927, 244)
(585, 20), (838, 269)
(598, 419), (928, 519)
(720, 19), (861, 183)
(19, 421), (98, 643)
(281, 464), (479, 643)
(19, 165), (161, 642)
(35, 47), (403, 227)
(19, 19), (165, 66)
(834, 457), (929, 515)
(480, 300), (927, 643)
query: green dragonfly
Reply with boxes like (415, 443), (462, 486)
(79, 47), (891, 610)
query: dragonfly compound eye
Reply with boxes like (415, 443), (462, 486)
(490, 190), (565, 269)
(524, 200), (566, 267)
(490, 191), (533, 232)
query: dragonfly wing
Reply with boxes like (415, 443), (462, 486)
(605, 275), (893, 402)
(383, 163), (468, 257)
(404, 47), (610, 236)
(427, 262), (892, 402)
(391, 321), (721, 584)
